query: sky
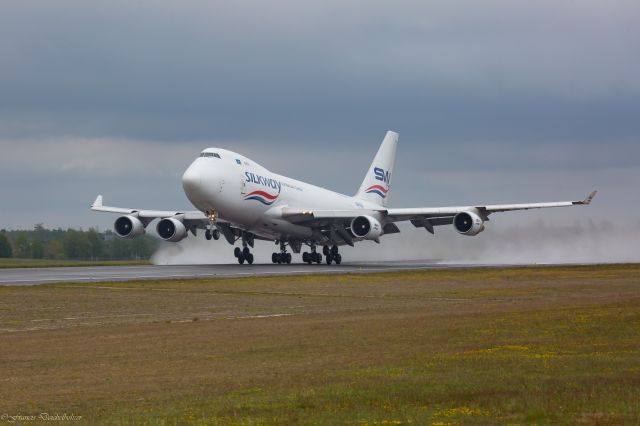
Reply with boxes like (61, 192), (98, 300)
(0, 0), (638, 235)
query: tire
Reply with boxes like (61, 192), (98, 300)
(326, 255), (332, 265)
(247, 253), (254, 265)
(331, 245), (338, 255)
(286, 253), (292, 264)
(302, 252), (308, 263)
(272, 253), (278, 264)
(205, 230), (212, 240)
(322, 245), (329, 256)
(237, 253), (245, 264)
(212, 229), (220, 240)
(242, 247), (250, 258)
(234, 247), (241, 258)
(316, 254), (322, 264)
(335, 254), (342, 265)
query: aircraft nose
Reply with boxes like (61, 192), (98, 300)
(182, 163), (203, 196)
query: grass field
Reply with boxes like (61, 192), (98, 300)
(0, 258), (150, 269)
(1, 264), (639, 425)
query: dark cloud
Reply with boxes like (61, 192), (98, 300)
(0, 0), (638, 230)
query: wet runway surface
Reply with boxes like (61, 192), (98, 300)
(0, 261), (492, 286)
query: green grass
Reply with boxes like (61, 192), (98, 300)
(0, 258), (150, 268)
(105, 302), (640, 425)
(1, 264), (639, 425)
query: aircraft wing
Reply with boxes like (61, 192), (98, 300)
(386, 190), (597, 221)
(281, 191), (597, 235)
(90, 195), (277, 245)
(91, 195), (209, 221)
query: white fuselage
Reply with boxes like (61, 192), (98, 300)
(181, 148), (380, 241)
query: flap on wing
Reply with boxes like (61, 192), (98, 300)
(281, 207), (381, 222)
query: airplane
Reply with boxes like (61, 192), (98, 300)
(91, 131), (597, 265)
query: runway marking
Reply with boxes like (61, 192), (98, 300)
(230, 313), (294, 319)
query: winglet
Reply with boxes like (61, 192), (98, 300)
(575, 190), (597, 205)
(92, 194), (103, 208)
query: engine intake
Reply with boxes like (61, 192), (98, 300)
(114, 215), (145, 238)
(350, 215), (383, 240)
(156, 218), (188, 242)
(453, 211), (485, 236)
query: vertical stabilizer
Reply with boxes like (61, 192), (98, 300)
(355, 131), (398, 207)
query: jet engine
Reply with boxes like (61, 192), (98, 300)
(453, 211), (485, 236)
(156, 218), (188, 242)
(114, 215), (145, 238)
(350, 215), (384, 240)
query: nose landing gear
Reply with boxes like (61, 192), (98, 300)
(204, 210), (221, 241)
(205, 228), (220, 241)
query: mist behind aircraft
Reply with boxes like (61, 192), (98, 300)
(151, 219), (640, 265)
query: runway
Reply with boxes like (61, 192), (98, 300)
(0, 260), (487, 286)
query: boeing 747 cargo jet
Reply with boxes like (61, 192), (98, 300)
(91, 131), (596, 265)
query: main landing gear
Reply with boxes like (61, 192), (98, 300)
(272, 241), (292, 264)
(234, 232), (254, 265)
(302, 251), (322, 264)
(234, 246), (254, 265)
(323, 245), (342, 265)
(302, 242), (338, 265)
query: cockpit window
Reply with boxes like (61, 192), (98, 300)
(199, 152), (221, 159)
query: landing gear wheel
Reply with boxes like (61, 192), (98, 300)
(335, 254), (342, 265)
(326, 254), (332, 265)
(242, 247), (250, 258)
(212, 229), (220, 240)
(234, 247), (241, 258)
(246, 253), (254, 265)
(285, 253), (292, 264)
(272, 253), (278, 264)
(237, 253), (245, 264)
(322, 245), (330, 256)
(315, 253), (322, 264)
(331, 245), (339, 255)
(302, 252), (309, 263)
(205, 229), (212, 240)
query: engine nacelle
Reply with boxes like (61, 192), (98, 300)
(350, 215), (384, 240)
(114, 215), (145, 238)
(156, 218), (188, 242)
(453, 211), (485, 236)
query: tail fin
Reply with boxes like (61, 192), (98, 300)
(355, 131), (398, 207)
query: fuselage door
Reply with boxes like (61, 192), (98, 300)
(240, 172), (246, 194)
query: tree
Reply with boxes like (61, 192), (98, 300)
(0, 233), (12, 258)
(14, 233), (31, 258)
(85, 228), (105, 260)
(31, 239), (44, 259)
(63, 229), (90, 260)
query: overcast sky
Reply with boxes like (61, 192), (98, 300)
(0, 0), (638, 230)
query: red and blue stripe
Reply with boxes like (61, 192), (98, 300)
(365, 184), (388, 198)
(244, 190), (279, 205)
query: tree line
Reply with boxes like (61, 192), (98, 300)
(0, 224), (158, 260)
